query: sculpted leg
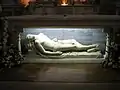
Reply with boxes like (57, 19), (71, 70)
(56, 39), (98, 51)
(54, 43), (77, 51)
(76, 44), (98, 51)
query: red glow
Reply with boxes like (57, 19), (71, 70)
(20, 0), (36, 7)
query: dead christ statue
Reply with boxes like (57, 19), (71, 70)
(26, 33), (99, 56)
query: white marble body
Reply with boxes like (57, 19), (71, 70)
(26, 33), (99, 55)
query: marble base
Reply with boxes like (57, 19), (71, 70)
(23, 50), (104, 64)
(23, 57), (104, 64)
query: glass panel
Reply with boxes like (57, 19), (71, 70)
(21, 28), (106, 63)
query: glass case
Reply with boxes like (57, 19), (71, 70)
(21, 27), (106, 63)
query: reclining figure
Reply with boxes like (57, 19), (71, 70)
(26, 33), (99, 55)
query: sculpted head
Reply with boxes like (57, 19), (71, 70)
(26, 34), (35, 39)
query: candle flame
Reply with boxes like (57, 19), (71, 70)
(20, 0), (36, 7)
(61, 0), (68, 6)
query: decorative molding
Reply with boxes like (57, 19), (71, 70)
(6, 15), (120, 28)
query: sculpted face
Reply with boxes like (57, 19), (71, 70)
(26, 34), (36, 39)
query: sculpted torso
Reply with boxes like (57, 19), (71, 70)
(27, 33), (77, 51)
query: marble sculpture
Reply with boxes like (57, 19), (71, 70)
(26, 33), (99, 55)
